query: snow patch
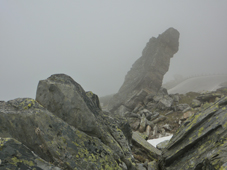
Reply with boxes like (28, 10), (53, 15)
(147, 135), (173, 147)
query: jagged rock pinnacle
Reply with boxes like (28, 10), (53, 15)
(108, 28), (180, 114)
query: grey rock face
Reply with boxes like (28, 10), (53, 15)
(0, 98), (121, 169)
(36, 74), (100, 136)
(176, 103), (190, 111)
(157, 95), (173, 110)
(36, 74), (136, 169)
(86, 91), (102, 110)
(156, 140), (169, 150)
(191, 99), (201, 108)
(0, 74), (138, 170)
(0, 137), (60, 170)
(160, 96), (227, 170)
(147, 161), (159, 170)
(132, 132), (161, 161)
(108, 28), (180, 113)
(138, 114), (147, 132)
(196, 92), (222, 102)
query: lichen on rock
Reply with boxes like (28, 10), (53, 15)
(161, 96), (227, 169)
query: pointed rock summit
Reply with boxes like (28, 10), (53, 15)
(108, 28), (180, 114)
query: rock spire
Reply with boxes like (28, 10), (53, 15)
(108, 28), (180, 114)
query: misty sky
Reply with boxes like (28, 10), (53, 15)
(1, 1), (227, 101)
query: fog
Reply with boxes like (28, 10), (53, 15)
(1, 1), (227, 101)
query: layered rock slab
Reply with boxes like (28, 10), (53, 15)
(132, 132), (161, 161)
(108, 27), (179, 114)
(160, 96), (227, 169)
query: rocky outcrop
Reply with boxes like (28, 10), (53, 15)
(0, 74), (138, 170)
(0, 98), (124, 169)
(36, 74), (137, 169)
(108, 28), (180, 115)
(160, 96), (227, 170)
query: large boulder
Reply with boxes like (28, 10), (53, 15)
(0, 98), (121, 169)
(35, 74), (135, 169)
(36, 74), (101, 136)
(108, 28), (180, 114)
(157, 96), (173, 110)
(0, 74), (137, 169)
(160, 96), (227, 170)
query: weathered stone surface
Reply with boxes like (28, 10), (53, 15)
(0, 98), (122, 169)
(160, 96), (227, 170)
(136, 163), (147, 170)
(125, 113), (141, 131)
(0, 137), (60, 170)
(86, 91), (102, 110)
(138, 114), (147, 133)
(144, 94), (155, 104)
(216, 87), (227, 96)
(153, 115), (166, 124)
(147, 161), (159, 170)
(152, 125), (158, 138)
(191, 99), (201, 108)
(176, 103), (190, 111)
(145, 125), (152, 138)
(140, 109), (152, 117)
(36, 74), (100, 136)
(146, 102), (156, 110)
(153, 95), (164, 103)
(115, 105), (131, 117)
(196, 92), (222, 102)
(180, 111), (195, 121)
(165, 110), (173, 116)
(132, 132), (161, 161)
(0, 74), (139, 170)
(36, 74), (136, 169)
(157, 95), (173, 110)
(124, 89), (148, 110)
(182, 106), (192, 113)
(156, 140), (169, 150)
(147, 112), (160, 121)
(162, 124), (172, 131)
(172, 94), (180, 103)
(108, 28), (180, 113)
